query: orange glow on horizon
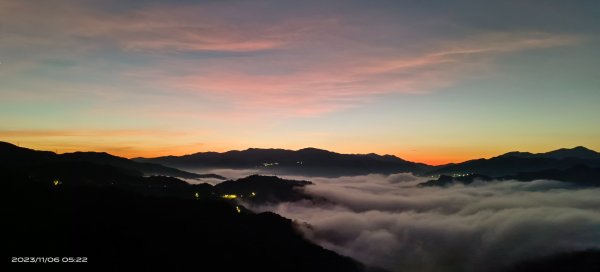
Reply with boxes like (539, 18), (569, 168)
(3, 139), (540, 166)
(2, 1), (598, 173)
(4, 137), (598, 166)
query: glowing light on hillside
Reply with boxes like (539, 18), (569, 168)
(222, 194), (238, 199)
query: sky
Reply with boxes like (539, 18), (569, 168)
(1, 0), (599, 165)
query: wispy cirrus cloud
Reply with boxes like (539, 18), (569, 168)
(2, 0), (596, 158)
(0, 1), (325, 53)
(0, 1), (581, 119)
(144, 31), (580, 117)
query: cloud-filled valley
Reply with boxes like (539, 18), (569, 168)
(3, 0), (600, 270)
(252, 174), (600, 272)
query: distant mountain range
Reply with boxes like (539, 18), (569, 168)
(3, 141), (600, 184)
(428, 146), (600, 177)
(0, 141), (224, 180)
(421, 146), (600, 186)
(134, 147), (432, 176)
(501, 146), (600, 160)
(420, 164), (600, 187)
(135, 145), (600, 182)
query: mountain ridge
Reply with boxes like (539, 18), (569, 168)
(497, 146), (600, 160)
(428, 146), (600, 178)
(135, 145), (600, 177)
(134, 146), (432, 177)
(4, 141), (600, 178)
(0, 141), (222, 180)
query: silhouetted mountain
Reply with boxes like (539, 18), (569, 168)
(60, 151), (225, 179)
(419, 173), (493, 187)
(4, 142), (597, 271)
(423, 165), (600, 187)
(0, 141), (56, 165)
(135, 147), (432, 176)
(429, 146), (600, 177)
(0, 141), (223, 179)
(502, 165), (600, 186)
(214, 175), (313, 204)
(503, 146), (600, 160)
(1, 143), (377, 271)
(502, 249), (600, 272)
(5, 171), (367, 271)
(1, 152), (314, 204)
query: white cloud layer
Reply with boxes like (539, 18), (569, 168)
(254, 174), (600, 272)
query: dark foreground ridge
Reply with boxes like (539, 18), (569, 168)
(1, 142), (377, 271)
(502, 249), (600, 272)
(5, 176), (365, 271)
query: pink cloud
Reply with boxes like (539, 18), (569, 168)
(136, 31), (578, 118)
(1, 1), (582, 120)
(0, 1), (296, 53)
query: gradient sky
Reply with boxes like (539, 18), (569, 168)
(1, 0), (599, 165)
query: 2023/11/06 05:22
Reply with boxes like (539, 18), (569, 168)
(11, 257), (88, 263)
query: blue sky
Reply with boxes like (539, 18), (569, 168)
(1, 0), (599, 164)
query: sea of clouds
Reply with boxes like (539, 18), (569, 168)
(251, 173), (600, 272)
